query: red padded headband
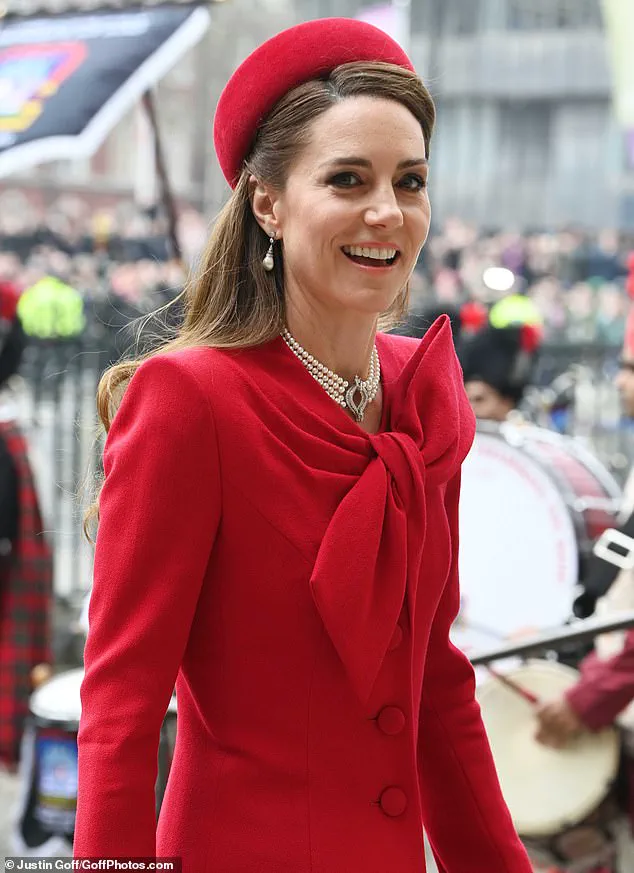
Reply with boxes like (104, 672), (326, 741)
(213, 17), (415, 188)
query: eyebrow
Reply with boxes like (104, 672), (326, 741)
(321, 157), (428, 170)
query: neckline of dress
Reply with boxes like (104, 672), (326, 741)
(272, 332), (395, 439)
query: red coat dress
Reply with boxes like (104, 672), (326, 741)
(75, 317), (532, 872)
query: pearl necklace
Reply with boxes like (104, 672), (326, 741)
(282, 327), (380, 423)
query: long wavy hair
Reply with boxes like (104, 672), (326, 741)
(85, 61), (436, 537)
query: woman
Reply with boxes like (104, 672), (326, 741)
(75, 18), (532, 873)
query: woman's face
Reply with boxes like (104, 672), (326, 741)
(266, 95), (431, 320)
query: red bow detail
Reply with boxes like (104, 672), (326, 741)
(310, 317), (475, 703)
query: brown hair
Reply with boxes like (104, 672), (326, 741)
(85, 61), (435, 536)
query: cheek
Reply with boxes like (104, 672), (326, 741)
(407, 202), (431, 248)
(420, 198), (432, 233)
(284, 202), (346, 254)
(468, 397), (481, 414)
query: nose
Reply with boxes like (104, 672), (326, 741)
(364, 185), (403, 231)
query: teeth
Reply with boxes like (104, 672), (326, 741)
(343, 245), (397, 260)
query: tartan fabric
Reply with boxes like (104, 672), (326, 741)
(0, 419), (53, 769)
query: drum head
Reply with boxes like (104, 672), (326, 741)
(456, 428), (578, 652)
(30, 668), (84, 725)
(477, 660), (620, 838)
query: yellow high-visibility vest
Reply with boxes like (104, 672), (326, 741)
(489, 294), (542, 329)
(17, 277), (85, 339)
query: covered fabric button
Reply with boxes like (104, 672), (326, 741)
(377, 706), (406, 736)
(379, 786), (408, 818)
(387, 624), (403, 651)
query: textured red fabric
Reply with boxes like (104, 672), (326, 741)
(213, 17), (415, 187)
(0, 420), (53, 768)
(75, 318), (532, 872)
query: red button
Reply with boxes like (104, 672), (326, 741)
(377, 706), (406, 736)
(388, 624), (403, 651)
(379, 786), (408, 817)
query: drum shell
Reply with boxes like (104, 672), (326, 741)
(518, 429), (621, 561)
(455, 422), (621, 659)
(27, 669), (83, 837)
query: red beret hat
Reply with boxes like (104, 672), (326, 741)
(213, 17), (415, 188)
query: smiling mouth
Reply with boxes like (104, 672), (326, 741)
(341, 245), (400, 268)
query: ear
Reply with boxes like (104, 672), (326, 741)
(249, 175), (282, 239)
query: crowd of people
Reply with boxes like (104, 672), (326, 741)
(0, 189), (205, 362)
(0, 189), (632, 356)
(413, 218), (634, 347)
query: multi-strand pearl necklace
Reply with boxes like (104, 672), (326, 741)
(282, 327), (381, 423)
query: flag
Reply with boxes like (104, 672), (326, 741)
(601, 0), (634, 126)
(0, 4), (211, 177)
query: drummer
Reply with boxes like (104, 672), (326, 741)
(535, 297), (634, 872)
(459, 296), (543, 423)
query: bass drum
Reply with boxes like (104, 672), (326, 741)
(452, 421), (621, 659)
(477, 660), (621, 872)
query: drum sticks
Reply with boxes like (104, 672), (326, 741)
(485, 666), (539, 706)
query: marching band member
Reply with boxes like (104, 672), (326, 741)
(536, 271), (634, 873)
(0, 280), (53, 770)
(460, 298), (543, 423)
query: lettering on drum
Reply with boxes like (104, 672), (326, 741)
(455, 432), (578, 652)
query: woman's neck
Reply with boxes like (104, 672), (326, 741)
(284, 310), (378, 386)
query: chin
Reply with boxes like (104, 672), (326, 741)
(353, 284), (403, 312)
(355, 298), (401, 319)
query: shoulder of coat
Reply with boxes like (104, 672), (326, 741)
(377, 331), (420, 367)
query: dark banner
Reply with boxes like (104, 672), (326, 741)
(0, 4), (210, 176)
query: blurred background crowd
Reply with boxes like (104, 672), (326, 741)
(2, 193), (633, 354)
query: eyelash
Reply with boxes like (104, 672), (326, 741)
(328, 172), (427, 191)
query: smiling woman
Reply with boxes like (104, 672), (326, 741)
(75, 17), (533, 873)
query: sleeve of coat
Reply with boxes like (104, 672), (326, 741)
(566, 631), (634, 731)
(418, 473), (532, 873)
(74, 354), (221, 859)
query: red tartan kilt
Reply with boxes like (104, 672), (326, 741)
(0, 420), (53, 768)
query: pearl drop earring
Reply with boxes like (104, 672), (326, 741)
(263, 234), (276, 271)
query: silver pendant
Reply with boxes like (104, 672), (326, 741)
(345, 378), (371, 422)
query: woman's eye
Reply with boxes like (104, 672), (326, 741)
(327, 171), (427, 191)
(399, 174), (427, 191)
(328, 172), (362, 188)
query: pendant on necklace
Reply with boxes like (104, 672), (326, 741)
(345, 378), (372, 422)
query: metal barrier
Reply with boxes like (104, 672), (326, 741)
(471, 611), (634, 666)
(14, 333), (109, 613)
